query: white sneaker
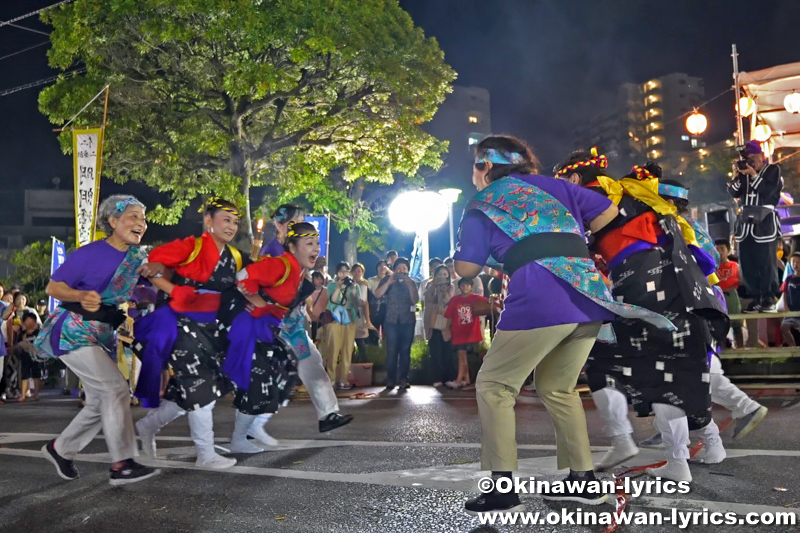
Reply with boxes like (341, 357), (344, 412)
(692, 443), (726, 464)
(196, 453), (237, 470)
(595, 433), (639, 471)
(247, 425), (279, 447)
(228, 438), (265, 454)
(645, 459), (692, 483)
(135, 420), (157, 460)
(432, 382), (444, 388)
(445, 381), (460, 389)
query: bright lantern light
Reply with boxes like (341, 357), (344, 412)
(256, 219), (264, 231)
(761, 141), (774, 156)
(685, 111), (707, 135)
(785, 92), (800, 114)
(737, 96), (756, 117)
(438, 188), (462, 204)
(753, 124), (772, 142)
(389, 191), (448, 233)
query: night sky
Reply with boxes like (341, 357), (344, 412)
(1, 0), (799, 258)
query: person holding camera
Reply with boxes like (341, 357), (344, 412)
(374, 257), (419, 390)
(324, 262), (360, 390)
(729, 140), (784, 313)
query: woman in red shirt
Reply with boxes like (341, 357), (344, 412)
(222, 222), (320, 450)
(134, 197), (246, 470)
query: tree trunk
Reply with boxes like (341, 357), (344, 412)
(229, 142), (253, 248)
(343, 177), (366, 265)
(344, 227), (359, 265)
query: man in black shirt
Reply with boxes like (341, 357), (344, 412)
(728, 141), (784, 312)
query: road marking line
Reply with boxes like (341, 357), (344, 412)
(1, 446), (796, 519)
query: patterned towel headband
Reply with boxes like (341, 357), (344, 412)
(475, 148), (525, 166)
(631, 165), (659, 181)
(272, 206), (304, 223)
(115, 197), (145, 214)
(286, 221), (319, 239)
(555, 147), (608, 176)
(199, 196), (241, 217)
(658, 183), (689, 200)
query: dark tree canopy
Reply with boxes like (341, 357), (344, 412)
(39, 0), (456, 241)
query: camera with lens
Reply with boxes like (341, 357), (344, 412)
(736, 148), (751, 171)
(342, 277), (354, 288)
(395, 273), (407, 282)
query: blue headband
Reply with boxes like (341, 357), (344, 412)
(115, 197), (145, 214)
(658, 183), (689, 200)
(475, 149), (524, 166)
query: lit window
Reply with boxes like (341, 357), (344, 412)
(681, 135), (689, 141)
(691, 139), (698, 148)
(468, 116), (479, 124)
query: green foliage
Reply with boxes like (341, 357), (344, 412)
(1, 240), (73, 302)
(39, 0), (456, 241)
(409, 337), (429, 370)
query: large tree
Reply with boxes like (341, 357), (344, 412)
(39, 0), (455, 241)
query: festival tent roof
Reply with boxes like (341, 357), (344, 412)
(739, 61), (800, 149)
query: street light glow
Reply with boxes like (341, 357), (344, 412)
(389, 190), (448, 233)
(438, 188), (461, 204)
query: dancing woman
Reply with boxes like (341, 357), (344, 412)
(134, 197), (244, 470)
(36, 195), (159, 485)
(251, 207), (352, 438)
(456, 136), (672, 514)
(222, 221), (346, 454)
(555, 154), (728, 482)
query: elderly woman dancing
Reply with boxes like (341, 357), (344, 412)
(35, 195), (160, 485)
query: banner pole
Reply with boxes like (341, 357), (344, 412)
(92, 86), (110, 241)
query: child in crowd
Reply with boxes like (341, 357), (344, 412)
(444, 278), (489, 389)
(780, 253), (800, 346)
(715, 240), (745, 348)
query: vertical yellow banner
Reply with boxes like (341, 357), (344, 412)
(72, 128), (103, 247)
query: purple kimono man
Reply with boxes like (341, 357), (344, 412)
(34, 195), (160, 486)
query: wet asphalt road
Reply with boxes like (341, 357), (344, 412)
(1, 386), (798, 533)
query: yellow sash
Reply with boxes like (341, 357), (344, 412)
(594, 175), (699, 248)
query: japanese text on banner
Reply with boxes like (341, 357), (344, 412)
(72, 128), (103, 247)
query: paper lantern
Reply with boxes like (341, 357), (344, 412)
(785, 92), (800, 114)
(685, 111), (707, 135)
(738, 96), (756, 117)
(753, 124), (772, 142)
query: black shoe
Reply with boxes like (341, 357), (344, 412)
(42, 439), (79, 480)
(743, 300), (763, 314)
(540, 473), (609, 505)
(109, 459), (160, 486)
(399, 382), (410, 390)
(760, 297), (777, 313)
(384, 383), (396, 391)
(319, 412), (354, 433)
(464, 490), (524, 516)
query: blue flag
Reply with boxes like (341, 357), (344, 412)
(305, 215), (329, 260)
(409, 232), (423, 280)
(49, 238), (66, 313)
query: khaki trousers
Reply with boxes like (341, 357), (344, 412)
(323, 322), (356, 383)
(55, 346), (137, 462)
(476, 321), (601, 472)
